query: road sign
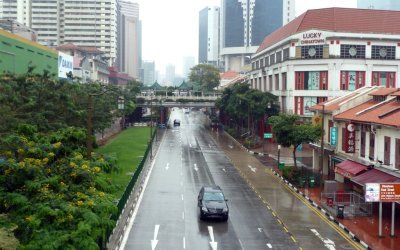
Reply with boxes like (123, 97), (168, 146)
(264, 133), (273, 139)
(365, 183), (400, 202)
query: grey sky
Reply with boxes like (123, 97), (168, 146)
(135, 0), (357, 75)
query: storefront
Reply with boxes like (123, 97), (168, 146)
(335, 160), (369, 190)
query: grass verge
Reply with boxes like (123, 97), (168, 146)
(96, 127), (151, 197)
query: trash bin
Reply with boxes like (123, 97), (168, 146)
(278, 162), (285, 170)
(308, 176), (315, 188)
(337, 204), (345, 219)
(298, 177), (306, 188)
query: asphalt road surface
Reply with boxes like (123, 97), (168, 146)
(120, 108), (361, 250)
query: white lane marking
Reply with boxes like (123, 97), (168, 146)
(183, 237), (186, 249)
(228, 145), (233, 149)
(182, 211), (185, 220)
(248, 165), (256, 173)
(258, 228), (263, 232)
(311, 229), (336, 250)
(208, 226), (218, 250)
(119, 146), (160, 250)
(182, 194), (184, 201)
(189, 143), (192, 147)
(221, 168), (226, 172)
(151, 224), (160, 250)
(194, 163), (198, 171)
(209, 144), (212, 148)
(165, 163), (170, 170)
(267, 243), (272, 248)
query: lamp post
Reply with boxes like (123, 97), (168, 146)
(149, 97), (153, 159)
(86, 88), (114, 158)
(278, 144), (281, 168)
(305, 100), (326, 187)
(118, 96), (125, 129)
(319, 104), (325, 188)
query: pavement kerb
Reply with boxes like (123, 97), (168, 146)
(222, 130), (372, 250)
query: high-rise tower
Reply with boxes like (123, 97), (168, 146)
(357, 0), (400, 10)
(117, 0), (141, 78)
(198, 6), (220, 67)
(1, 0), (118, 66)
(220, 0), (294, 72)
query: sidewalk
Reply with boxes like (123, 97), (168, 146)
(249, 141), (400, 250)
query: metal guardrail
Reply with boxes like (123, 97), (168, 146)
(320, 191), (372, 218)
(106, 129), (157, 250)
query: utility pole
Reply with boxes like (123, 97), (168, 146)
(320, 104), (325, 187)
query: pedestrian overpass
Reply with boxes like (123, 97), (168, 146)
(136, 94), (218, 108)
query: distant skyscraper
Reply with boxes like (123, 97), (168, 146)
(165, 64), (176, 86)
(198, 6), (220, 67)
(142, 61), (156, 86)
(117, 1), (141, 79)
(1, 0), (118, 65)
(357, 0), (400, 10)
(220, 0), (294, 71)
(182, 56), (195, 79)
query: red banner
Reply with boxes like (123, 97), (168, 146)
(345, 123), (355, 153)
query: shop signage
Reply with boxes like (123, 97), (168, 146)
(58, 52), (73, 79)
(365, 183), (400, 202)
(300, 32), (325, 45)
(330, 127), (337, 146)
(345, 123), (355, 153)
(335, 167), (353, 179)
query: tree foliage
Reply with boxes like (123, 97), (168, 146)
(216, 82), (278, 137)
(188, 64), (220, 92)
(0, 72), (139, 136)
(268, 113), (322, 168)
(0, 126), (119, 249)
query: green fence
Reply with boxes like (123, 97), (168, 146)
(104, 129), (156, 249)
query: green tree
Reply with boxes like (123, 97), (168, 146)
(0, 127), (119, 249)
(188, 64), (220, 92)
(216, 82), (278, 138)
(268, 113), (322, 169)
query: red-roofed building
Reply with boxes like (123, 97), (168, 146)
(249, 7), (400, 116)
(308, 87), (400, 187)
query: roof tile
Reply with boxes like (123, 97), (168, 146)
(257, 8), (400, 53)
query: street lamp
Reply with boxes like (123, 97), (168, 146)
(149, 97), (153, 159)
(319, 104), (325, 188)
(118, 96), (125, 129)
(306, 100), (326, 187)
(86, 88), (110, 158)
(277, 144), (281, 168)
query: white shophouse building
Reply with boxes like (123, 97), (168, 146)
(249, 7), (400, 118)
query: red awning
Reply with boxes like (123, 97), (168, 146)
(335, 160), (368, 179)
(351, 169), (400, 186)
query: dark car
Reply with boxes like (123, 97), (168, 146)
(173, 119), (180, 126)
(198, 186), (229, 221)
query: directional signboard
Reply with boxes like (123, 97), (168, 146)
(264, 133), (273, 139)
(365, 183), (400, 202)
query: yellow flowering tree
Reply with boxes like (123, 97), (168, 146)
(0, 126), (119, 249)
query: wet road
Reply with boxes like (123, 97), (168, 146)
(120, 109), (363, 250)
(120, 108), (299, 250)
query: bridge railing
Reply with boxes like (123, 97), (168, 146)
(136, 94), (219, 101)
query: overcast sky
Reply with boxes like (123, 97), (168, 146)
(134, 0), (357, 75)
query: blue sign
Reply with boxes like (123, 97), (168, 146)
(330, 127), (337, 146)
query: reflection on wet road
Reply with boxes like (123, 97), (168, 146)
(120, 108), (361, 250)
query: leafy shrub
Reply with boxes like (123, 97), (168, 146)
(281, 166), (301, 183)
(0, 128), (118, 249)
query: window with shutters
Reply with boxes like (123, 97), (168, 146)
(340, 71), (365, 90)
